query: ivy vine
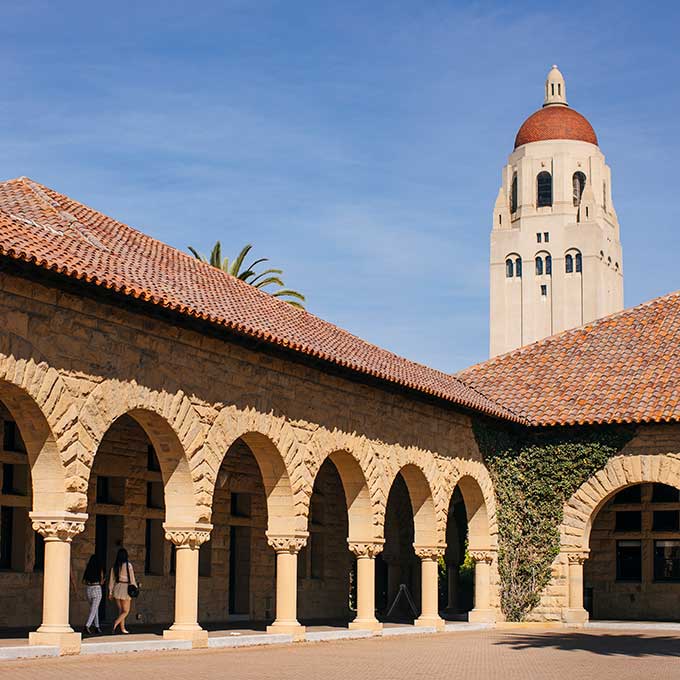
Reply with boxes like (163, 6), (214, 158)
(472, 419), (635, 621)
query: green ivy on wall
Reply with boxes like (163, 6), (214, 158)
(472, 419), (635, 621)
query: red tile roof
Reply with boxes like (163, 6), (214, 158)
(459, 292), (680, 426)
(0, 177), (520, 422)
(514, 106), (598, 149)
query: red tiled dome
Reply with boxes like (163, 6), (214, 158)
(514, 106), (598, 149)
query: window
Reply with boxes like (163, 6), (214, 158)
(0, 507), (13, 569)
(654, 540), (680, 582)
(652, 484), (680, 503)
(230, 492), (252, 518)
(615, 510), (642, 532)
(145, 518), (165, 575)
(535, 257), (543, 276)
(510, 174), (518, 213)
(616, 540), (642, 581)
(540, 284), (548, 297)
(505, 259), (514, 278)
(545, 255), (552, 276)
(565, 254), (574, 274)
(575, 253), (582, 273)
(653, 510), (679, 532)
(2, 421), (24, 452)
(147, 445), (161, 472)
(1, 464), (28, 495)
(614, 486), (642, 504)
(96, 476), (125, 505)
(544, 232), (549, 243)
(537, 171), (553, 207)
(146, 481), (164, 509)
(515, 258), (522, 277)
(536, 233), (542, 243)
(603, 181), (607, 212)
(573, 172), (586, 207)
(199, 541), (212, 578)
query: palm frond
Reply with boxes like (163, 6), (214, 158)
(249, 268), (284, 285)
(209, 242), (223, 269)
(273, 289), (306, 302)
(253, 276), (285, 289)
(230, 244), (253, 277)
(188, 246), (206, 262)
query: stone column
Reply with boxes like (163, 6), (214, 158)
(163, 524), (212, 647)
(414, 545), (445, 631)
(468, 550), (496, 623)
(29, 512), (87, 655)
(563, 550), (589, 624)
(266, 533), (307, 641)
(348, 540), (384, 632)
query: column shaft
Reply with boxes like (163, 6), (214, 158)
(414, 546), (445, 631)
(468, 550), (496, 623)
(39, 538), (73, 632)
(563, 551), (589, 624)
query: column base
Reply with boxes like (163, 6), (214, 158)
(163, 626), (209, 648)
(29, 630), (81, 655)
(266, 621), (306, 641)
(349, 618), (383, 632)
(415, 616), (445, 632)
(468, 608), (496, 624)
(563, 607), (589, 625)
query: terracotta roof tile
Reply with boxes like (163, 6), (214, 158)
(0, 177), (520, 423)
(515, 106), (598, 148)
(458, 293), (680, 426)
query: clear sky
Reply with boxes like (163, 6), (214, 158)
(1, 2), (678, 372)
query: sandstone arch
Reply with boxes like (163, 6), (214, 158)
(393, 463), (438, 547)
(561, 454), (680, 550)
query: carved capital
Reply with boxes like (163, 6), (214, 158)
(414, 544), (446, 561)
(566, 551), (589, 565)
(163, 524), (213, 549)
(469, 550), (495, 565)
(348, 539), (385, 558)
(30, 513), (87, 543)
(266, 532), (308, 554)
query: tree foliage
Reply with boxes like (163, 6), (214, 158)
(188, 242), (306, 309)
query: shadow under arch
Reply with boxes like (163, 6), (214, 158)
(394, 463), (437, 547)
(320, 449), (376, 543)
(453, 475), (492, 552)
(0, 380), (67, 515)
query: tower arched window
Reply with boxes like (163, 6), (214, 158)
(545, 254), (552, 276)
(505, 258), (514, 278)
(537, 171), (552, 207)
(510, 173), (518, 213)
(572, 171), (586, 207)
(575, 253), (582, 273)
(603, 181), (608, 212)
(535, 256), (543, 276)
(515, 257), (522, 277)
(565, 254), (574, 273)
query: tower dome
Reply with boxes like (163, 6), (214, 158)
(514, 65), (598, 149)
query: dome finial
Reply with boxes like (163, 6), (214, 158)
(544, 65), (567, 107)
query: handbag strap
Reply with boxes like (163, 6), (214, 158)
(126, 561), (131, 584)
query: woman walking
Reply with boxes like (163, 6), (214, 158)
(108, 548), (137, 634)
(83, 554), (105, 635)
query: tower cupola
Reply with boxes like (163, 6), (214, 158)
(544, 65), (567, 106)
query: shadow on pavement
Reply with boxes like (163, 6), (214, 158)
(495, 632), (680, 658)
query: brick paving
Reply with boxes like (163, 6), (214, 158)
(2, 628), (679, 679)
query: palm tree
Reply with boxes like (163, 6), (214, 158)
(188, 242), (306, 309)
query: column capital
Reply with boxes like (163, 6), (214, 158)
(266, 532), (308, 554)
(163, 523), (213, 549)
(30, 512), (87, 542)
(348, 539), (385, 558)
(469, 549), (495, 564)
(414, 544), (446, 560)
(566, 550), (590, 565)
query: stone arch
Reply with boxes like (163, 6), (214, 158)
(0, 379), (67, 514)
(319, 449), (376, 542)
(445, 460), (498, 551)
(562, 454), (680, 550)
(392, 463), (438, 547)
(80, 381), (205, 524)
(203, 407), (302, 535)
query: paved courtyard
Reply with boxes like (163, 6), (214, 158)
(2, 628), (679, 680)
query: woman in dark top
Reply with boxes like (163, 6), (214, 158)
(82, 554), (105, 635)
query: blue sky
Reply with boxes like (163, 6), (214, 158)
(1, 2), (678, 371)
